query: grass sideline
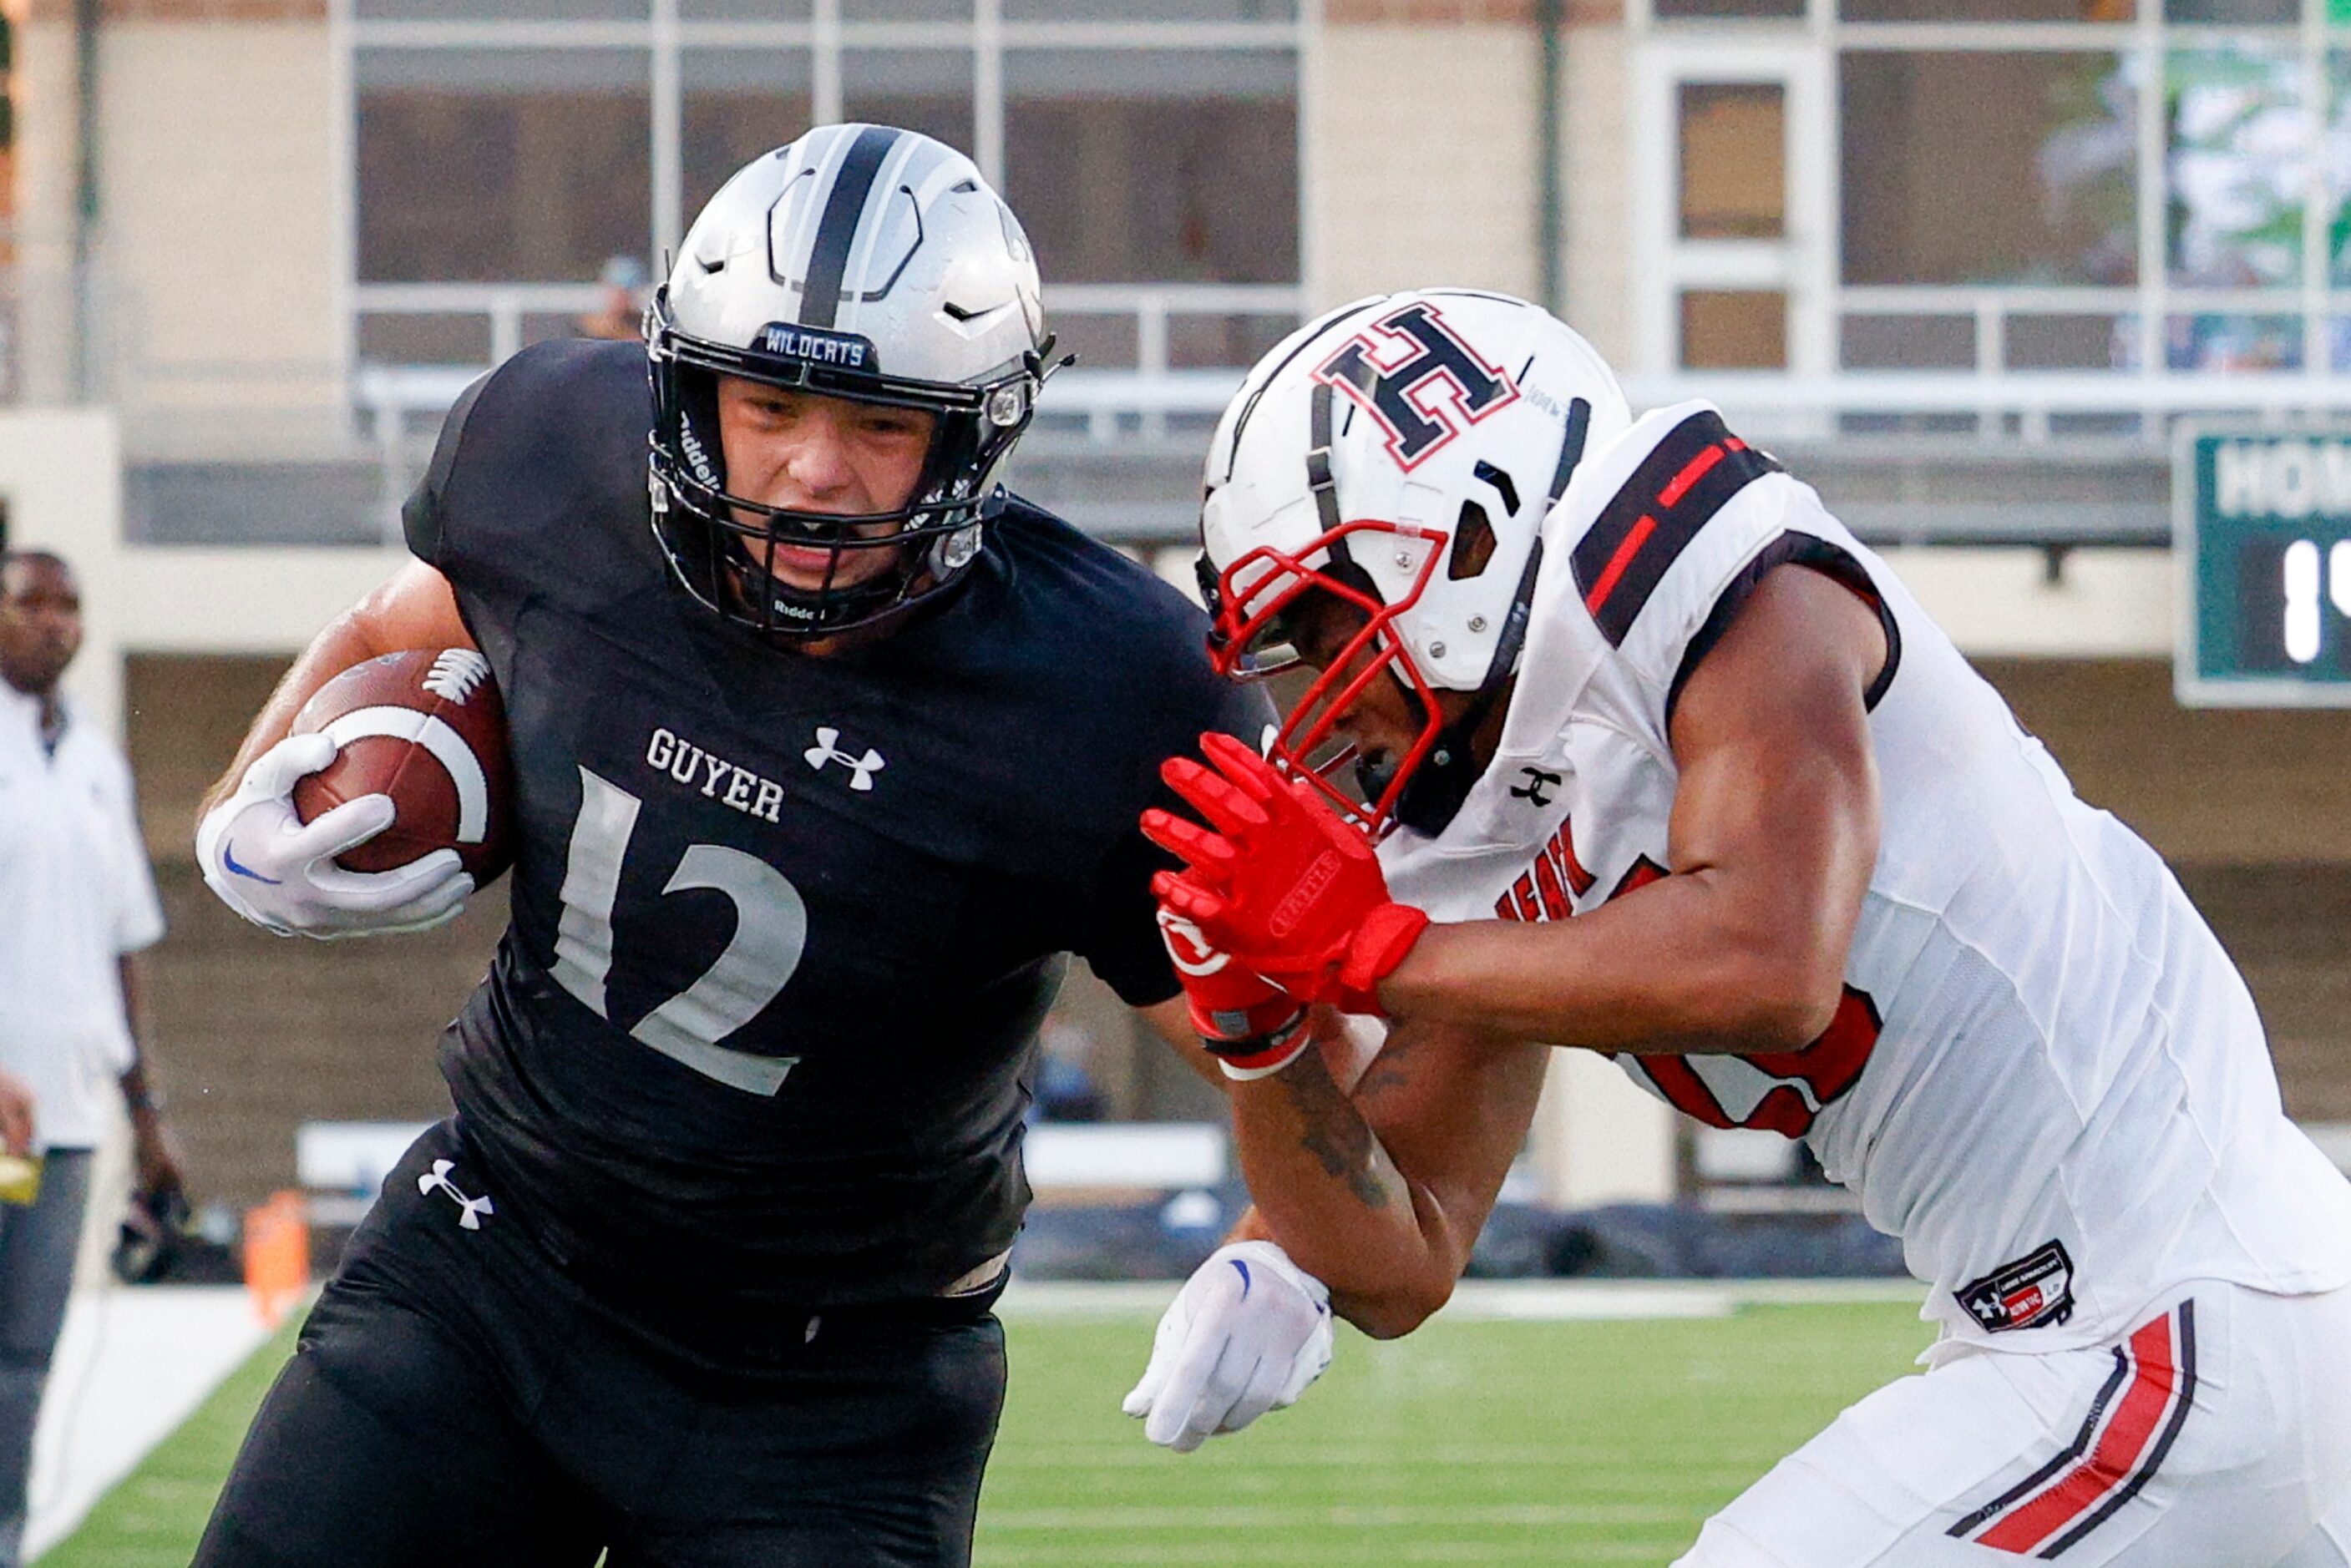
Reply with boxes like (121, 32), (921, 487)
(38, 1296), (1931, 1567)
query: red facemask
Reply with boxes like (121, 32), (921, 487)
(1203, 518), (1451, 841)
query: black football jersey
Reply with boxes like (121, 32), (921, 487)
(401, 339), (1266, 1334)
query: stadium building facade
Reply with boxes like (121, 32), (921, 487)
(2, 0), (2346, 1210)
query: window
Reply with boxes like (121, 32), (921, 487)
(681, 52), (813, 221)
(1643, 0), (2351, 382)
(1842, 52), (2134, 287)
(843, 48), (973, 156)
(1680, 83), (1785, 240)
(351, 18), (1303, 372)
(1683, 290), (1788, 368)
(1004, 48), (1298, 286)
(357, 51), (650, 284)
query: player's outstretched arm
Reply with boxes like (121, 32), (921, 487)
(195, 561), (478, 938)
(1382, 564), (1887, 1055)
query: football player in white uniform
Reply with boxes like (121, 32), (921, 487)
(1126, 290), (2351, 1565)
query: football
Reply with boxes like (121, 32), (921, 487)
(288, 647), (514, 879)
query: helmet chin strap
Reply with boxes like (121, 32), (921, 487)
(1390, 393), (1594, 837)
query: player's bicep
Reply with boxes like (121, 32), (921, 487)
(347, 559), (474, 660)
(1664, 564), (1883, 1007)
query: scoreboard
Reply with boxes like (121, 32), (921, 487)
(2175, 425), (2351, 707)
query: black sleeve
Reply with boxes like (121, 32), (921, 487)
(1076, 661), (1276, 1009)
(401, 370), (494, 570)
(1663, 531), (1903, 727)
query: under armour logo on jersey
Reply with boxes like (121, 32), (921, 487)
(417, 1159), (494, 1230)
(1313, 302), (1519, 470)
(1511, 767), (1562, 807)
(804, 727), (885, 792)
(421, 649), (491, 705)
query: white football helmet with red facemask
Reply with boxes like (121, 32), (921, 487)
(1198, 290), (1632, 837)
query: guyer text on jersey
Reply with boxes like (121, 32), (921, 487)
(645, 728), (788, 824)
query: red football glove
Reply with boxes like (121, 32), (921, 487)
(1141, 731), (1431, 1017)
(1154, 905), (1309, 1079)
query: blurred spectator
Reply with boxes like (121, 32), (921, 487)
(0, 549), (180, 1568)
(578, 255), (650, 342)
(1034, 1013), (1108, 1122)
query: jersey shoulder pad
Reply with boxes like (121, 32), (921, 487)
(1557, 403), (1794, 703)
(401, 340), (650, 592)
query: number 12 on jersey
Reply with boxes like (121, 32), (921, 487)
(550, 767), (808, 1095)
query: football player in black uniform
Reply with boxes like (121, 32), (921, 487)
(189, 125), (1274, 1567)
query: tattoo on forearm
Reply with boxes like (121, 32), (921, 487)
(1282, 1063), (1391, 1210)
(1355, 1034), (1419, 1104)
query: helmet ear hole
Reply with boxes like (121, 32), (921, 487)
(1448, 500), (1498, 581)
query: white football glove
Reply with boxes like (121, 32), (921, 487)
(195, 732), (474, 939)
(1123, 1240), (1334, 1453)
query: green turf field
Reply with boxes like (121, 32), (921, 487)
(39, 1294), (1931, 1568)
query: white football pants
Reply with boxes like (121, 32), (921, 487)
(1675, 1281), (2351, 1567)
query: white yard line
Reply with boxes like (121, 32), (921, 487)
(998, 1277), (1924, 1321)
(26, 1286), (276, 1561)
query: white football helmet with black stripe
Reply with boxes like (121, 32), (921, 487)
(1197, 290), (1633, 836)
(649, 124), (1056, 638)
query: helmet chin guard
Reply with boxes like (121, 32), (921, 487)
(1203, 518), (1452, 838)
(646, 124), (1056, 641)
(1197, 290), (1635, 838)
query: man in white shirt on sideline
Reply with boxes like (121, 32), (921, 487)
(0, 549), (179, 1568)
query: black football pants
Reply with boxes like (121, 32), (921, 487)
(188, 1120), (1006, 1568)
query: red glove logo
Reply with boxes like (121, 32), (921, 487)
(1155, 906), (1229, 978)
(1268, 852), (1344, 940)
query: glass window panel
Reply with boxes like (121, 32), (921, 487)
(2005, 312), (2138, 368)
(2330, 317), (2351, 369)
(1005, 49), (1297, 285)
(2171, 49), (2305, 286)
(1681, 290), (1786, 369)
(357, 51), (650, 284)
(681, 0), (807, 19)
(357, 313), (492, 366)
(1168, 313), (1298, 369)
(2324, 53), (2351, 282)
(844, 0), (968, 18)
(1842, 52), (2135, 286)
(1843, 0), (2131, 18)
(1840, 313), (1974, 368)
(1049, 313), (1139, 372)
(2166, 312), (2303, 368)
(1006, 0), (1294, 15)
(683, 51), (813, 220)
(843, 50), (974, 159)
(357, 0), (643, 21)
(1680, 83), (1784, 240)
(1658, 0), (1804, 16)
(2167, 0), (2294, 19)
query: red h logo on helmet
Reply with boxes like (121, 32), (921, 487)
(1311, 302), (1520, 471)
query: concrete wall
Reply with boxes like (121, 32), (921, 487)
(1560, 19), (1632, 368)
(1309, 24), (1543, 311)
(1305, 9), (1634, 382)
(13, 14), (342, 443)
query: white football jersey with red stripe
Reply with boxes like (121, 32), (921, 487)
(1377, 400), (2351, 1351)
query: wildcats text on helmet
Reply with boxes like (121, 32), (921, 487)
(757, 324), (875, 370)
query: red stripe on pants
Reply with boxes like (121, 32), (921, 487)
(1975, 1312), (2181, 1553)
